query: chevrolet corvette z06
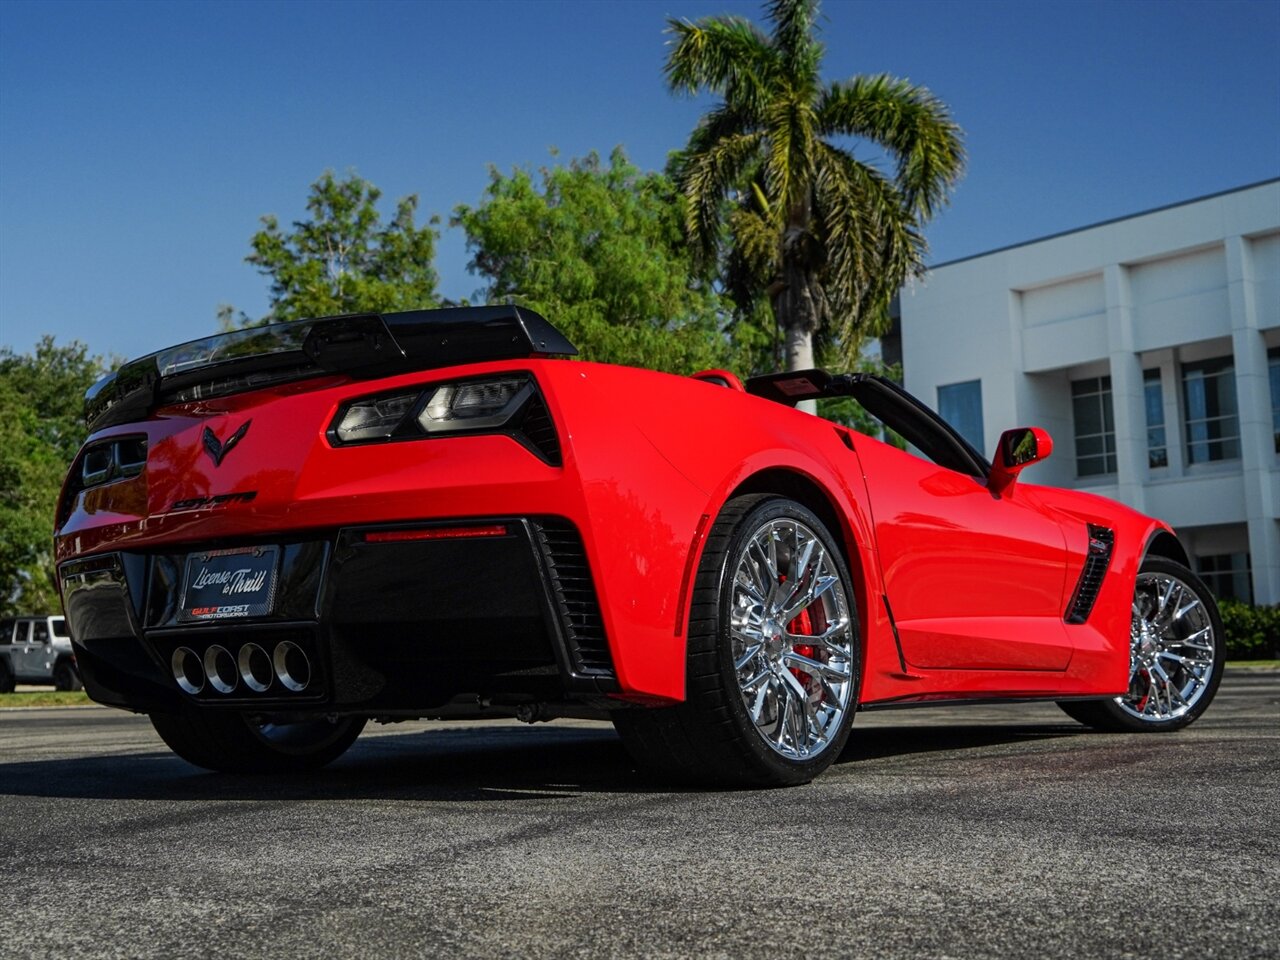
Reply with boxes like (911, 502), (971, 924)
(54, 306), (1224, 785)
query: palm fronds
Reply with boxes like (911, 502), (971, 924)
(665, 0), (963, 369)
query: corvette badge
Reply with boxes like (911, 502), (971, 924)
(202, 420), (251, 467)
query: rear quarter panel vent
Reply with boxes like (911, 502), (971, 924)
(532, 519), (613, 677)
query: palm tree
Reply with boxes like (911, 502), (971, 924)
(666, 0), (964, 373)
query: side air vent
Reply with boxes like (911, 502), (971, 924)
(514, 392), (562, 466)
(532, 519), (613, 678)
(1066, 525), (1115, 624)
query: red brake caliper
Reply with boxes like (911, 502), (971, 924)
(787, 604), (816, 691)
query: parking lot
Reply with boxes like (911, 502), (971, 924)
(1, 670), (1276, 959)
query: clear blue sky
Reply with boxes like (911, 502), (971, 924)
(2, 0), (1277, 362)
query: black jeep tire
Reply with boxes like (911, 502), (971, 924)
(0, 659), (14, 694)
(53, 658), (82, 692)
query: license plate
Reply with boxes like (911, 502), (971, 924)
(179, 547), (279, 622)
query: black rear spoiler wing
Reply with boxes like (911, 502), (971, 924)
(84, 306), (577, 432)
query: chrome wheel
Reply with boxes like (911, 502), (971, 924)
(612, 497), (860, 786)
(729, 517), (855, 760)
(1118, 571), (1216, 722)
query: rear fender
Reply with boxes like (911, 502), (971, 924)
(549, 364), (887, 704)
(676, 448), (893, 704)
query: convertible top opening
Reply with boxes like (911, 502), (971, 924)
(746, 369), (990, 477)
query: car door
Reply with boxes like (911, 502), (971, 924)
(845, 378), (1073, 671)
(30, 620), (54, 677)
(12, 620), (34, 678)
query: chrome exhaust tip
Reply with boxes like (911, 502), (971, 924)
(238, 642), (273, 692)
(171, 647), (205, 695)
(203, 644), (238, 694)
(272, 640), (311, 692)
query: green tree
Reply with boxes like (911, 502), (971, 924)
(242, 171), (440, 325)
(454, 148), (762, 375)
(0, 338), (105, 614)
(666, 0), (964, 371)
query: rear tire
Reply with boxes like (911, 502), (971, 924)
(150, 707), (365, 773)
(614, 496), (861, 787)
(1058, 556), (1223, 732)
(0, 659), (13, 694)
(53, 658), (82, 692)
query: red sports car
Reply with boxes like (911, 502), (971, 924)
(55, 306), (1224, 786)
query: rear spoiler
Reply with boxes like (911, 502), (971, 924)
(84, 306), (577, 432)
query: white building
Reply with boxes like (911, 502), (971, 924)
(898, 178), (1280, 605)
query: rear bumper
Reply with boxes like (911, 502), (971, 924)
(59, 517), (618, 716)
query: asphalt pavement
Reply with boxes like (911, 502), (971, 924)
(1, 671), (1276, 960)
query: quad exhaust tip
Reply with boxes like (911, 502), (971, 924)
(204, 644), (238, 694)
(171, 647), (204, 695)
(273, 640), (311, 692)
(173, 641), (312, 695)
(238, 643), (274, 692)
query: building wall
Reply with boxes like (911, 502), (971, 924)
(899, 179), (1280, 604)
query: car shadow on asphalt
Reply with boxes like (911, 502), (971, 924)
(0, 721), (1078, 802)
(838, 722), (1077, 764)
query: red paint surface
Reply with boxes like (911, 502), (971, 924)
(56, 357), (1170, 707)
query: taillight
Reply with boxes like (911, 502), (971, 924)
(76, 436), (147, 487)
(417, 376), (532, 433)
(332, 393), (419, 443)
(59, 435), (148, 524)
(328, 373), (561, 465)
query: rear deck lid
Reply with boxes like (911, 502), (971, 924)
(84, 306), (576, 432)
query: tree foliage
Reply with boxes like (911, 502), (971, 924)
(1219, 600), (1280, 659)
(242, 171), (440, 324)
(666, 0), (964, 370)
(454, 148), (769, 375)
(0, 338), (105, 614)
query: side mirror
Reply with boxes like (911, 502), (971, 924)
(988, 427), (1052, 496)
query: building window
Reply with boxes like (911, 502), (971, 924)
(1144, 369), (1167, 469)
(1071, 375), (1116, 477)
(1269, 348), (1279, 453)
(937, 380), (984, 454)
(1182, 359), (1240, 464)
(1196, 553), (1252, 603)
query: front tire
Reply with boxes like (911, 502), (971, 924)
(1058, 556), (1224, 732)
(150, 707), (365, 773)
(614, 496), (861, 787)
(0, 659), (14, 694)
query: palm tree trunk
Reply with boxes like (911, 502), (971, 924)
(776, 215), (821, 412)
(784, 322), (813, 371)
(783, 323), (817, 414)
